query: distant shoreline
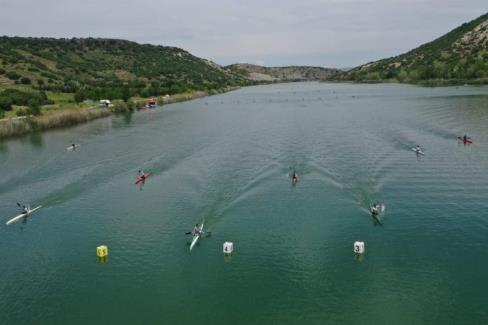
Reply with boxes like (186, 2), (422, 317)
(0, 87), (239, 139)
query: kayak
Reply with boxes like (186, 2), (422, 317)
(457, 137), (473, 144)
(190, 222), (204, 251)
(134, 173), (150, 184)
(6, 205), (42, 225)
(67, 144), (80, 151)
(412, 148), (425, 155)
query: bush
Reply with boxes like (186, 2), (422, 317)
(0, 89), (49, 106)
(20, 77), (31, 84)
(0, 68), (5, 75)
(16, 108), (28, 116)
(0, 109), (4, 118)
(74, 89), (86, 103)
(0, 96), (13, 111)
(27, 98), (42, 116)
(110, 100), (129, 113)
(126, 99), (135, 111)
(6, 71), (20, 80)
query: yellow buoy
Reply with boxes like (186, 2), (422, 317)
(96, 245), (108, 258)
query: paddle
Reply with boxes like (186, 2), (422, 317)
(185, 231), (212, 236)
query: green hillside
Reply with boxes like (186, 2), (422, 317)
(0, 37), (250, 115)
(344, 13), (488, 85)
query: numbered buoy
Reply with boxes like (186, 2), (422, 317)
(97, 245), (108, 258)
(353, 241), (365, 254)
(223, 242), (233, 254)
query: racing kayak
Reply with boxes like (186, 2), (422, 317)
(134, 173), (150, 184)
(6, 205), (42, 225)
(67, 144), (80, 151)
(457, 137), (473, 144)
(412, 148), (425, 155)
(190, 222), (204, 251)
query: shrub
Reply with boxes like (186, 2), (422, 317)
(16, 108), (28, 116)
(6, 71), (20, 80)
(74, 89), (86, 103)
(0, 89), (49, 106)
(0, 68), (5, 75)
(0, 109), (4, 118)
(27, 98), (42, 116)
(0, 96), (13, 111)
(110, 100), (128, 113)
(126, 99), (135, 111)
(20, 77), (31, 84)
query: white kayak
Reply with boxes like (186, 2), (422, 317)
(67, 144), (80, 151)
(412, 148), (425, 155)
(190, 222), (204, 251)
(6, 205), (42, 225)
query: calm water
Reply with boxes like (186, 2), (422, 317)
(1, 83), (488, 324)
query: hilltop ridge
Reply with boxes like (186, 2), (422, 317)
(342, 12), (488, 85)
(226, 63), (340, 81)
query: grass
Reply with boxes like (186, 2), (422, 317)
(0, 108), (110, 138)
(46, 91), (75, 103)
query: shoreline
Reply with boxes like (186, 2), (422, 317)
(0, 87), (239, 139)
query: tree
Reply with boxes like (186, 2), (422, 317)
(27, 98), (41, 116)
(122, 86), (130, 102)
(20, 77), (31, 84)
(74, 89), (86, 103)
(6, 71), (20, 80)
(0, 96), (13, 111)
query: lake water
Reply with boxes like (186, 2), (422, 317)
(1, 82), (488, 324)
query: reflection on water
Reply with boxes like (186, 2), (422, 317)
(29, 132), (43, 148)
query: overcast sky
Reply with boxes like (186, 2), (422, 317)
(0, 0), (486, 68)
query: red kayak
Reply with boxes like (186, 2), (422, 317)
(457, 136), (473, 144)
(134, 173), (150, 184)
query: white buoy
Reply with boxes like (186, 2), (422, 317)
(354, 241), (365, 254)
(223, 242), (233, 254)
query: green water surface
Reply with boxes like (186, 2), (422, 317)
(1, 83), (488, 324)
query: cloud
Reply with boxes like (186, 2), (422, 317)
(0, 0), (486, 67)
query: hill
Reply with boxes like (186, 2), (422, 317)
(226, 63), (340, 82)
(0, 37), (250, 105)
(343, 12), (488, 85)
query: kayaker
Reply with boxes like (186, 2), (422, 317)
(192, 224), (202, 236)
(463, 134), (468, 142)
(415, 145), (421, 152)
(371, 203), (380, 215)
(21, 205), (28, 214)
(71, 143), (76, 150)
(292, 170), (298, 182)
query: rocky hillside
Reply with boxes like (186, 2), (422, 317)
(0, 37), (250, 101)
(226, 63), (340, 81)
(344, 12), (488, 85)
